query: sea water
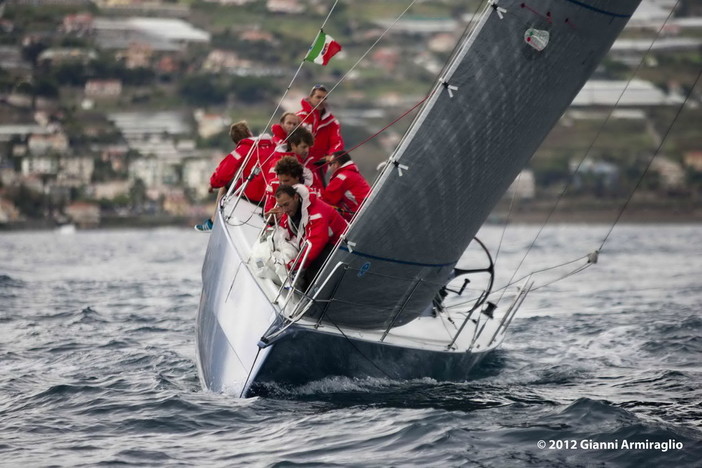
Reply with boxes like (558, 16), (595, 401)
(1, 224), (700, 467)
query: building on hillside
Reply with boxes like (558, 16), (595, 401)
(202, 0), (254, 4)
(374, 17), (458, 35)
(572, 80), (681, 107)
(371, 47), (400, 73)
(62, 13), (94, 35)
(90, 180), (131, 199)
(0, 197), (22, 224)
(38, 48), (97, 65)
(27, 133), (69, 155)
(267, 0), (304, 14)
(506, 169), (536, 199)
(65, 201), (100, 227)
(129, 156), (181, 188)
(194, 111), (229, 139)
(0, 46), (30, 71)
(0, 124), (50, 143)
(116, 43), (153, 69)
(161, 187), (189, 215)
(58, 156), (95, 186)
(428, 32), (457, 53)
(95, 0), (190, 17)
(683, 151), (702, 171)
(241, 28), (275, 44)
(651, 156), (685, 189)
(21, 155), (59, 176)
(85, 79), (123, 99)
(182, 155), (218, 200)
(108, 111), (190, 140)
(94, 17), (210, 51)
(570, 158), (620, 192)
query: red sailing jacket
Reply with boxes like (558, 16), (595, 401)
(296, 98), (344, 163)
(321, 161), (371, 221)
(279, 186), (348, 270)
(209, 136), (276, 202)
(271, 123), (288, 145)
(262, 150), (323, 213)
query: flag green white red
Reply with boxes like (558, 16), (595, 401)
(304, 31), (342, 66)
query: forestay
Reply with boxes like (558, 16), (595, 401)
(307, 0), (642, 329)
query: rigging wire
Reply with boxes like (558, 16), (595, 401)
(447, 254), (589, 310)
(322, 312), (398, 380)
(494, 0), (682, 303)
(598, 66), (702, 253)
(492, 172), (521, 268)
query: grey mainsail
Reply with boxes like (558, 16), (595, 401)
(307, 0), (642, 329)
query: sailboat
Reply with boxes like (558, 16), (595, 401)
(196, 0), (642, 397)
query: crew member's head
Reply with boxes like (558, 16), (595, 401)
(229, 121), (252, 145)
(329, 150), (351, 171)
(279, 112), (300, 134)
(275, 185), (301, 217)
(287, 127), (314, 159)
(275, 156), (305, 186)
(308, 84), (328, 111)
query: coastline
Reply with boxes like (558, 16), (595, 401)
(1, 203), (701, 232)
(491, 199), (702, 224)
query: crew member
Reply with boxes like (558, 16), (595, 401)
(196, 121), (275, 231)
(297, 84), (344, 181)
(321, 150), (371, 221)
(271, 184), (347, 286)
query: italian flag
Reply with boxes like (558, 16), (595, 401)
(304, 30), (342, 66)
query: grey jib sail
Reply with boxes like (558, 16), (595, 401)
(307, 0), (641, 329)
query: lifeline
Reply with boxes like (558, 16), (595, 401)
(581, 439), (683, 452)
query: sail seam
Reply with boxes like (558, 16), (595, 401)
(339, 246), (456, 268)
(560, 0), (634, 18)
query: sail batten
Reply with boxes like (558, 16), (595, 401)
(308, 0), (642, 329)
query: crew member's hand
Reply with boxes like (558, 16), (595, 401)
(265, 206), (283, 216)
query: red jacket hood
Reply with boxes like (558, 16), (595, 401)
(299, 98), (335, 122)
(271, 124), (287, 142)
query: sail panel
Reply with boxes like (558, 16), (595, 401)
(308, 0), (642, 329)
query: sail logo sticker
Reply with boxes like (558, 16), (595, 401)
(524, 28), (549, 51)
(358, 262), (371, 277)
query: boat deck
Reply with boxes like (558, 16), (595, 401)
(220, 196), (511, 354)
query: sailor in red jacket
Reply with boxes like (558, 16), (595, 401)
(196, 121), (275, 231)
(262, 126), (323, 202)
(321, 151), (371, 221)
(271, 112), (300, 146)
(272, 184), (348, 285)
(297, 85), (344, 169)
(263, 155), (320, 214)
(209, 135), (276, 203)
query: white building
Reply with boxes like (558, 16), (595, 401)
(58, 156), (95, 185)
(182, 155), (219, 200)
(21, 155), (59, 176)
(94, 17), (210, 51)
(91, 180), (131, 199)
(27, 133), (69, 155)
(571, 79), (680, 107)
(506, 169), (536, 199)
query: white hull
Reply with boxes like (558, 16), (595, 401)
(196, 199), (522, 397)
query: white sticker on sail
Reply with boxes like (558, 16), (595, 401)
(524, 28), (549, 51)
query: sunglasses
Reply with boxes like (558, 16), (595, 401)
(310, 84), (328, 94)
